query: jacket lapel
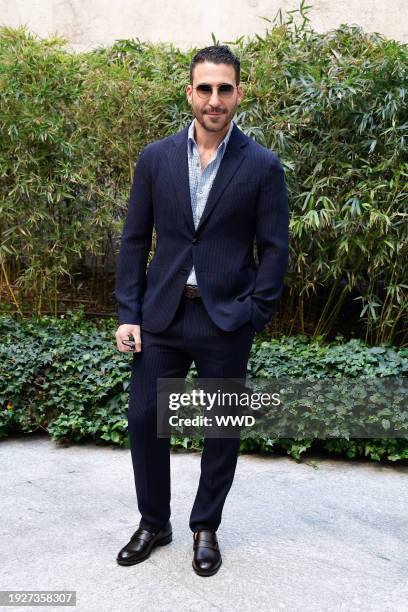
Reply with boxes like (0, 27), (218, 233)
(196, 125), (247, 232)
(167, 122), (248, 235)
(166, 125), (194, 233)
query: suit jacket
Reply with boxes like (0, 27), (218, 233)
(115, 122), (289, 333)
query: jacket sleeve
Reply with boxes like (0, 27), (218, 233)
(115, 146), (154, 325)
(251, 155), (289, 331)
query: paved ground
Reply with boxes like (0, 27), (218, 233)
(1, 434), (407, 612)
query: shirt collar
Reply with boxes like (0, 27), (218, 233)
(188, 118), (234, 156)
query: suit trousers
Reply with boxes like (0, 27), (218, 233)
(127, 292), (256, 533)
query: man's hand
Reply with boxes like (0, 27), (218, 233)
(115, 324), (142, 353)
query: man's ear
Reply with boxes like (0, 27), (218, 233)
(237, 84), (244, 104)
(186, 84), (193, 105)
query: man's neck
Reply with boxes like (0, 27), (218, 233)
(193, 118), (231, 152)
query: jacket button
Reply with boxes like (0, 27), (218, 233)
(192, 238), (199, 244)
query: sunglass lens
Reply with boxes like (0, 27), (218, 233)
(219, 84), (234, 96)
(197, 84), (212, 97)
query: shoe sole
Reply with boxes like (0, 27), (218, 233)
(116, 532), (172, 566)
(192, 557), (222, 577)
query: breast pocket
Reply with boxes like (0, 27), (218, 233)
(223, 179), (260, 198)
(220, 179), (259, 221)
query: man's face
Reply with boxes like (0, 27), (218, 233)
(186, 61), (243, 134)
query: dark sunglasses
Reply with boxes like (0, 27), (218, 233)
(193, 83), (237, 99)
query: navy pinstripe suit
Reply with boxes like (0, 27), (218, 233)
(115, 122), (289, 533)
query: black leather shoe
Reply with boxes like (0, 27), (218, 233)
(192, 530), (222, 576)
(116, 521), (172, 566)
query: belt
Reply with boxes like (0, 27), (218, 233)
(183, 284), (201, 298)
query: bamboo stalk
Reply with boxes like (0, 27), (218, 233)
(0, 260), (23, 317)
(313, 275), (341, 339)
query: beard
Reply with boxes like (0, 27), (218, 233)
(194, 107), (235, 133)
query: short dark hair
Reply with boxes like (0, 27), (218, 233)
(189, 45), (241, 85)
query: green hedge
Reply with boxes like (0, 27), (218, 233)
(0, 5), (407, 344)
(1, 310), (407, 462)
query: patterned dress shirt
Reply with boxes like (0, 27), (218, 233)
(186, 117), (234, 286)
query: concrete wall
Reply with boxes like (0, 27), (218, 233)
(0, 0), (406, 52)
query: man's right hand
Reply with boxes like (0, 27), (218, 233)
(115, 324), (142, 353)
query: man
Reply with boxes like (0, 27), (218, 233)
(114, 45), (289, 577)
